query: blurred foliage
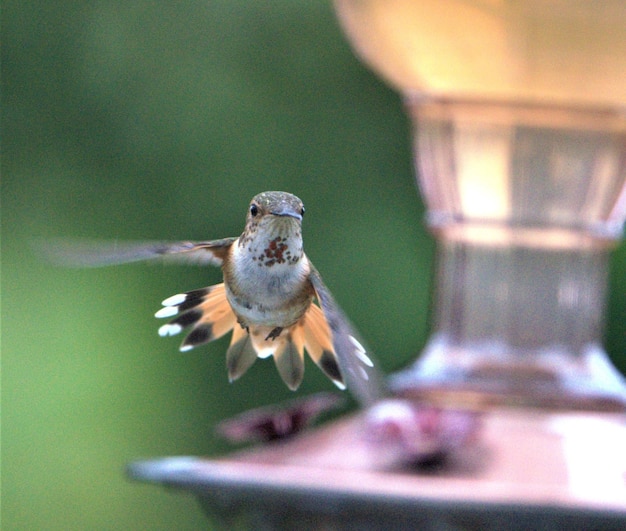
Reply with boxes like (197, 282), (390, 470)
(2, 1), (624, 530)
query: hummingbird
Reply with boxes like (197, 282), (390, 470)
(46, 191), (382, 401)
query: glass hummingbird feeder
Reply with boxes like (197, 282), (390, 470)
(334, 0), (626, 409)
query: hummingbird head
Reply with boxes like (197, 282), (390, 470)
(246, 191), (305, 224)
(239, 191), (306, 267)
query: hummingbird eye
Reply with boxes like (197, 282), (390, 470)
(250, 204), (259, 217)
(300, 206), (305, 217)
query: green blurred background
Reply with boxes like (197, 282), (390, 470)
(3, 1), (625, 529)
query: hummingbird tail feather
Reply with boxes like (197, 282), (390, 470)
(272, 325), (305, 391)
(226, 325), (257, 382)
(155, 283), (236, 352)
(302, 304), (345, 390)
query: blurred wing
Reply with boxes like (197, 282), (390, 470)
(308, 265), (386, 406)
(36, 237), (237, 268)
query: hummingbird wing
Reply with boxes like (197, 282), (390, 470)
(308, 265), (387, 406)
(37, 237), (237, 267)
(42, 238), (385, 397)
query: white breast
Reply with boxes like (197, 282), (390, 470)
(227, 235), (311, 327)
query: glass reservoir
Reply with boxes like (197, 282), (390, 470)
(334, 1), (626, 408)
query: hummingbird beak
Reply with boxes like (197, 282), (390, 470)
(270, 208), (302, 221)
